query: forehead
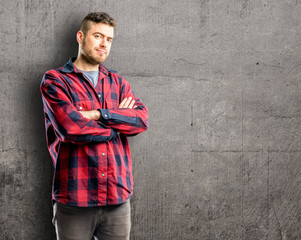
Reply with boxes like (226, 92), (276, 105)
(87, 22), (114, 38)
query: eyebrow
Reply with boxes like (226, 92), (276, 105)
(93, 32), (114, 40)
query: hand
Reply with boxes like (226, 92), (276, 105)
(119, 97), (137, 109)
(79, 110), (101, 120)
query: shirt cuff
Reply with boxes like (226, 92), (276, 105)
(98, 109), (111, 124)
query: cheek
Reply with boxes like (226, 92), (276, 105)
(107, 45), (112, 53)
(85, 38), (96, 46)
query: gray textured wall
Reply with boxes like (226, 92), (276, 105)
(1, 0), (301, 239)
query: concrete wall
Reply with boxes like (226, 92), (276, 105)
(1, 0), (301, 239)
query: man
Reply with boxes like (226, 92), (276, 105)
(40, 12), (148, 240)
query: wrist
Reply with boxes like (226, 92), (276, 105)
(95, 110), (101, 120)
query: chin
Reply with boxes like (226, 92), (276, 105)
(99, 58), (108, 64)
(96, 59), (106, 65)
(94, 55), (107, 64)
(88, 58), (104, 65)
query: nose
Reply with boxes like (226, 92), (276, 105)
(100, 38), (107, 48)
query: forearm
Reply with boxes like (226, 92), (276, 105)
(79, 110), (101, 120)
(99, 105), (148, 135)
(43, 99), (117, 144)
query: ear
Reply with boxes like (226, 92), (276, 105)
(76, 31), (84, 44)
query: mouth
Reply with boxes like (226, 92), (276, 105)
(96, 49), (107, 55)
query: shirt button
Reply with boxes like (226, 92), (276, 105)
(79, 106), (82, 110)
(104, 114), (108, 118)
(98, 94), (101, 98)
(101, 173), (105, 177)
(102, 153), (105, 156)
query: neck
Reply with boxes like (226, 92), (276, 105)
(73, 55), (99, 71)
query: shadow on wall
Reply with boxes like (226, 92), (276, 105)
(52, 14), (80, 68)
(31, 14), (80, 150)
(25, 15), (82, 240)
(33, 14), (80, 143)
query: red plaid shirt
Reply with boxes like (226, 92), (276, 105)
(40, 58), (148, 207)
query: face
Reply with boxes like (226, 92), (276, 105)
(78, 22), (114, 65)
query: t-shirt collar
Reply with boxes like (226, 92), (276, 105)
(61, 57), (109, 76)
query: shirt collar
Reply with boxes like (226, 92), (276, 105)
(61, 57), (112, 76)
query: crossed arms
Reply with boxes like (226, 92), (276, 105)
(40, 72), (148, 144)
(79, 96), (137, 120)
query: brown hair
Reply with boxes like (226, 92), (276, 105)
(80, 12), (116, 34)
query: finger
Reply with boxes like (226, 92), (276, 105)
(119, 98), (127, 108)
(128, 100), (135, 109)
(123, 96), (132, 108)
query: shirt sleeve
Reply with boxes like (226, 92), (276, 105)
(98, 77), (149, 136)
(40, 72), (117, 144)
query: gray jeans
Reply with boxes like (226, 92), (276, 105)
(52, 200), (131, 240)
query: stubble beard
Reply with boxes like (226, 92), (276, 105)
(81, 38), (107, 65)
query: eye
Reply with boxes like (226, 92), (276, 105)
(107, 38), (113, 43)
(95, 34), (104, 40)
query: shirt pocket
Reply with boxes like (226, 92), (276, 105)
(74, 99), (96, 111)
(104, 99), (118, 109)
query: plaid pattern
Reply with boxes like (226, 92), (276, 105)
(40, 58), (148, 207)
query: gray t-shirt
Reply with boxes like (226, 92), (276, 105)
(82, 70), (99, 88)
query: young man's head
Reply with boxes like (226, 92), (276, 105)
(76, 12), (116, 66)
(79, 12), (116, 34)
